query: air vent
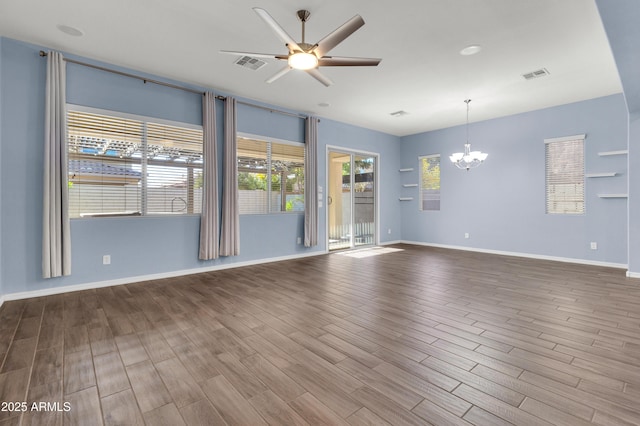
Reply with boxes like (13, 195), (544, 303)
(522, 68), (550, 80)
(390, 110), (409, 117)
(234, 56), (267, 71)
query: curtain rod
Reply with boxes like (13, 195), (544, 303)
(39, 50), (203, 95)
(215, 95), (307, 119)
(40, 50), (308, 120)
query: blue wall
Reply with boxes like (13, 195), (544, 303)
(0, 37), (3, 297)
(629, 114), (640, 273)
(0, 34), (634, 298)
(595, 0), (640, 275)
(399, 95), (629, 265)
(0, 37), (401, 295)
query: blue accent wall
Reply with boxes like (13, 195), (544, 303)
(400, 95), (628, 265)
(0, 34), (635, 297)
(595, 0), (640, 274)
(0, 37), (401, 295)
(0, 37), (3, 297)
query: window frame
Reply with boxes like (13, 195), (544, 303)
(66, 104), (204, 218)
(237, 132), (305, 215)
(544, 134), (585, 215)
(419, 154), (441, 211)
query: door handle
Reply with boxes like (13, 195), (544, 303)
(327, 195), (333, 205)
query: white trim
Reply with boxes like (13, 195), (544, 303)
(400, 240), (628, 270)
(325, 145), (381, 249)
(598, 194), (628, 198)
(627, 271), (640, 278)
(0, 250), (325, 306)
(379, 240), (403, 246)
(544, 134), (586, 144)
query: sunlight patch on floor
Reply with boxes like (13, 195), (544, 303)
(334, 246), (404, 258)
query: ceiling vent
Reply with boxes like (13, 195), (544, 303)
(390, 110), (409, 117)
(522, 68), (550, 80)
(234, 56), (267, 71)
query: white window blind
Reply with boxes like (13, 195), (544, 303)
(419, 154), (441, 211)
(545, 135), (585, 214)
(237, 136), (304, 214)
(67, 107), (203, 218)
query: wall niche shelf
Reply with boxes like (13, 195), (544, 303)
(399, 197), (414, 201)
(585, 172), (617, 178)
(403, 184), (418, 187)
(399, 168), (414, 172)
(598, 150), (628, 156)
(598, 194), (628, 198)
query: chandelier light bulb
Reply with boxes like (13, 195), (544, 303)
(450, 100), (488, 171)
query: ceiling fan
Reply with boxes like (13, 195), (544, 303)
(221, 8), (381, 87)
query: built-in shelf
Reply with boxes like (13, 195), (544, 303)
(598, 194), (628, 198)
(399, 197), (413, 201)
(598, 150), (628, 156)
(399, 168), (414, 172)
(403, 183), (418, 187)
(585, 172), (617, 178)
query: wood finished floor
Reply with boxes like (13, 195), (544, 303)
(1, 244), (640, 426)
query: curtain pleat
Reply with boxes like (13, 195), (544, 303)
(198, 92), (219, 260)
(43, 51), (71, 278)
(304, 117), (319, 247)
(220, 97), (239, 256)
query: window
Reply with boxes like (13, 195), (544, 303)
(237, 136), (304, 214)
(545, 135), (585, 214)
(67, 107), (203, 218)
(419, 154), (440, 211)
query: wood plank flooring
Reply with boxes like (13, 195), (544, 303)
(1, 244), (640, 425)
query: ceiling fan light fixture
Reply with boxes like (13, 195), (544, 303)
(288, 52), (318, 70)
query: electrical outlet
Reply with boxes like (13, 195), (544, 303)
(464, 233), (470, 239)
(388, 228), (391, 235)
(102, 255), (111, 265)
(590, 242), (597, 250)
(297, 237), (302, 244)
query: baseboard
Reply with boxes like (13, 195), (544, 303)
(379, 240), (403, 246)
(400, 240), (629, 270)
(627, 271), (640, 278)
(0, 250), (326, 306)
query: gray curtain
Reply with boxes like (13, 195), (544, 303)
(220, 97), (239, 256)
(304, 116), (319, 247)
(43, 51), (71, 278)
(198, 92), (219, 260)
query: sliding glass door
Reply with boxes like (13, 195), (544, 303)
(328, 150), (376, 251)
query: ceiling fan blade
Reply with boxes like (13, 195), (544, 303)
(253, 8), (303, 53)
(305, 68), (333, 87)
(219, 50), (287, 60)
(313, 15), (365, 58)
(318, 56), (381, 67)
(266, 66), (292, 84)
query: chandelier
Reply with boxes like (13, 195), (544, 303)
(449, 99), (488, 170)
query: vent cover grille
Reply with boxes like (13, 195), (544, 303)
(523, 68), (550, 80)
(234, 56), (267, 71)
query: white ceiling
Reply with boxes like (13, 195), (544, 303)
(0, 0), (622, 136)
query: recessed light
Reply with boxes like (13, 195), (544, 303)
(460, 45), (482, 56)
(57, 24), (84, 37)
(318, 102), (330, 107)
